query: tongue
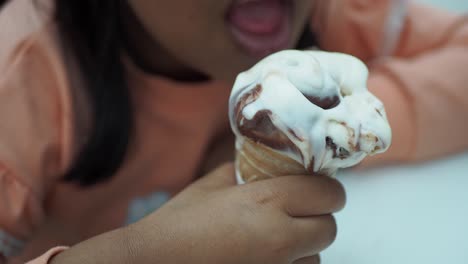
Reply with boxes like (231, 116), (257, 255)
(228, 0), (285, 34)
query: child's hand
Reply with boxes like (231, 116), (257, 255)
(131, 163), (345, 264)
(50, 163), (344, 264)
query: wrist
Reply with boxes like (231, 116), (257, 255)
(122, 218), (169, 263)
(118, 224), (146, 263)
(49, 225), (154, 264)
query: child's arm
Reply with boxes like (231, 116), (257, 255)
(316, 0), (468, 165)
(47, 165), (344, 264)
(369, 3), (468, 165)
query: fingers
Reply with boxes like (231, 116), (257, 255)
(293, 255), (320, 264)
(245, 175), (346, 217)
(192, 163), (237, 191)
(290, 215), (337, 257)
(264, 215), (336, 262)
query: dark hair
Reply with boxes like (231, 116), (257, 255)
(55, 1), (133, 186)
(296, 24), (319, 50)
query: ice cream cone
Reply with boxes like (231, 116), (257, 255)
(235, 139), (308, 183)
(230, 50), (392, 184)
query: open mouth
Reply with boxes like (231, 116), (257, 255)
(226, 0), (293, 59)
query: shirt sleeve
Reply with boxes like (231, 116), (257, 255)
(24, 247), (69, 264)
(0, 28), (74, 260)
(316, 0), (468, 165)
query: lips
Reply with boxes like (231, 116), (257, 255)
(226, 0), (292, 58)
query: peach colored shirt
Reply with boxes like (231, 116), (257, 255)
(1, 0), (467, 263)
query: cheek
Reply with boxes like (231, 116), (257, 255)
(130, 0), (249, 78)
(172, 31), (257, 81)
(130, 1), (206, 39)
(154, 15), (257, 80)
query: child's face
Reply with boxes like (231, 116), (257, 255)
(129, 0), (312, 81)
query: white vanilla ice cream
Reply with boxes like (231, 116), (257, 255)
(229, 50), (392, 179)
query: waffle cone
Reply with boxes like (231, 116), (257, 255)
(235, 139), (308, 183)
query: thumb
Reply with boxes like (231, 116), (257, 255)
(193, 163), (237, 191)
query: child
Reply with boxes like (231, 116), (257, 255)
(0, 0), (466, 263)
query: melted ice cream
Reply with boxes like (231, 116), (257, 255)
(229, 50), (392, 174)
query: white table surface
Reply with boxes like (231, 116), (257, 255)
(322, 153), (468, 264)
(322, 1), (468, 263)
(420, 0), (468, 12)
